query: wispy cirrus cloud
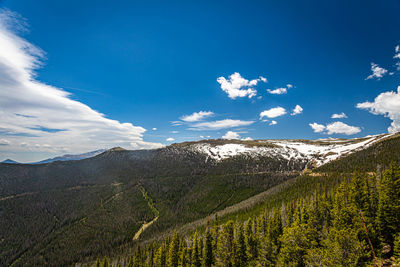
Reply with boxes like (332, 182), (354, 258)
(180, 111), (214, 122)
(217, 72), (266, 99)
(0, 10), (163, 162)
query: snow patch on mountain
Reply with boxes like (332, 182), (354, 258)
(190, 134), (392, 166)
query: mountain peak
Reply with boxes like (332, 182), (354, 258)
(1, 159), (19, 164)
(108, 147), (126, 152)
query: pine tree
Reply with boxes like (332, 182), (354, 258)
(216, 220), (235, 266)
(377, 164), (400, 249)
(394, 233), (400, 259)
(168, 230), (179, 267)
(203, 226), (213, 267)
(245, 218), (258, 262)
(191, 231), (201, 267)
(235, 223), (247, 265)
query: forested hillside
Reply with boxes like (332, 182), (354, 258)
(1, 134), (399, 266)
(108, 165), (400, 266)
(0, 142), (302, 266)
(87, 134), (400, 266)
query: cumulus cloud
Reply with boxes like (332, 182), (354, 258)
(267, 83), (294, 95)
(152, 128), (157, 131)
(269, 120), (277, 126)
(267, 87), (287, 95)
(0, 10), (163, 161)
(188, 119), (254, 131)
(357, 86), (400, 133)
(365, 62), (388, 80)
(217, 72), (266, 99)
(309, 123), (326, 133)
(291, 105), (303, 116)
(260, 107), (287, 119)
(180, 111), (214, 122)
(309, 122), (361, 135)
(222, 131), (240, 140)
(166, 137), (175, 142)
(331, 112), (347, 119)
(222, 131), (253, 140)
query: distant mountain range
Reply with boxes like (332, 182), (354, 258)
(1, 159), (19, 164)
(1, 149), (107, 164)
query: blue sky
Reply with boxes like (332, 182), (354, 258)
(0, 0), (400, 162)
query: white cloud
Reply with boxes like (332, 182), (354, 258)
(0, 139), (10, 146)
(309, 123), (326, 133)
(365, 62), (388, 80)
(357, 86), (400, 133)
(180, 111), (214, 122)
(394, 45), (400, 59)
(152, 128), (157, 131)
(222, 131), (240, 140)
(217, 72), (266, 99)
(267, 83), (294, 95)
(331, 112), (347, 119)
(171, 130), (179, 134)
(267, 87), (287, 95)
(269, 120), (277, 126)
(188, 119), (254, 131)
(395, 45), (400, 71)
(291, 105), (303, 116)
(242, 137), (253, 141)
(0, 10), (163, 161)
(260, 107), (287, 119)
(166, 137), (175, 142)
(309, 122), (361, 135)
(325, 122), (361, 135)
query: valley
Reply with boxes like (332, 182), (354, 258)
(0, 133), (399, 266)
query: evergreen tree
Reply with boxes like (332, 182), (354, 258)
(203, 226), (213, 267)
(191, 231), (201, 267)
(168, 231), (180, 267)
(245, 218), (258, 262)
(216, 220), (235, 266)
(235, 224), (247, 265)
(377, 164), (400, 249)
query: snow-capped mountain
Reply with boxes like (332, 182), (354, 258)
(33, 149), (107, 164)
(184, 133), (393, 167)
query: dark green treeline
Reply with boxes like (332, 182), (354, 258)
(95, 164), (400, 266)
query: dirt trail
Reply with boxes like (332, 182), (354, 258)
(132, 186), (159, 241)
